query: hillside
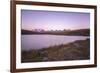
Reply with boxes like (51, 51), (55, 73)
(21, 29), (90, 36)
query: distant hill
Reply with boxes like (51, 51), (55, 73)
(21, 29), (90, 36)
(21, 29), (38, 34)
(65, 29), (90, 36)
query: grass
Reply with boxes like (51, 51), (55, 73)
(21, 39), (90, 63)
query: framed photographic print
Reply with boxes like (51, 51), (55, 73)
(10, 0), (97, 72)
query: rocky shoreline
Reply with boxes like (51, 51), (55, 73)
(21, 39), (90, 63)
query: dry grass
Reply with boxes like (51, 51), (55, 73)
(21, 39), (90, 63)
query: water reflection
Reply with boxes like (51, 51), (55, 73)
(21, 35), (89, 51)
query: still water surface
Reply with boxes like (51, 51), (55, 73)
(21, 35), (89, 50)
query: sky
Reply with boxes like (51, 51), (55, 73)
(21, 10), (90, 31)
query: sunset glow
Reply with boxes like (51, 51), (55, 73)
(21, 10), (90, 30)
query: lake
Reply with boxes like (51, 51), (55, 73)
(21, 35), (89, 51)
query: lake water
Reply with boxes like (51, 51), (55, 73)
(21, 35), (89, 51)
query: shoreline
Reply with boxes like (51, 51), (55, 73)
(21, 29), (90, 36)
(22, 34), (90, 36)
(21, 39), (90, 63)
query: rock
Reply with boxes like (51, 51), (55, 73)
(43, 57), (49, 61)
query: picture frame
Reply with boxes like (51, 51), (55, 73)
(10, 0), (97, 72)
